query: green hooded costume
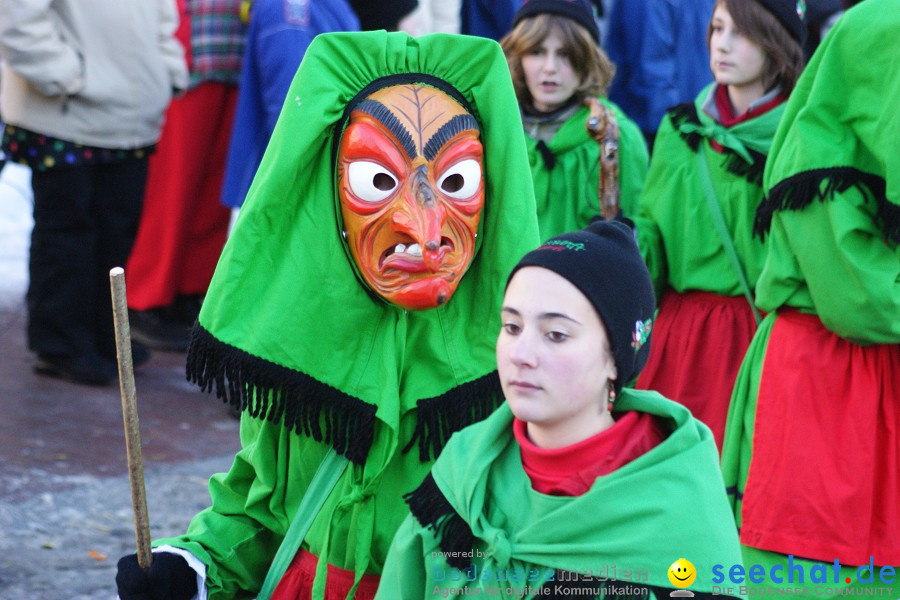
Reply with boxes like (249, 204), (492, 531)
(379, 390), (746, 599)
(722, 1), (899, 595)
(526, 100), (648, 239)
(155, 31), (541, 598)
(635, 83), (784, 301)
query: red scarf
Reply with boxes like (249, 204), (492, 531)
(514, 411), (665, 496)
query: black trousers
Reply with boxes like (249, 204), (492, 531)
(27, 159), (148, 359)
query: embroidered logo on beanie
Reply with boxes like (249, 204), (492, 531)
(631, 318), (653, 352)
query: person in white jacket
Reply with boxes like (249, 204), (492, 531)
(0, 0), (188, 385)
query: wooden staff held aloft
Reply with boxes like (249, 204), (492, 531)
(109, 267), (153, 571)
(585, 97), (621, 221)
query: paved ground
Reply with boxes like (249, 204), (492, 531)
(0, 163), (242, 599)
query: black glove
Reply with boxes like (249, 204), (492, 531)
(116, 552), (198, 600)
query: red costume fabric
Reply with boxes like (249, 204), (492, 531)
(636, 290), (758, 450)
(714, 83), (785, 128)
(740, 309), (900, 565)
(272, 550), (380, 600)
(125, 82), (235, 309)
(513, 411), (665, 496)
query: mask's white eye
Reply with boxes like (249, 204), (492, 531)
(437, 159), (481, 199)
(347, 161), (398, 202)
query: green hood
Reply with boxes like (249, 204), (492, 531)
(755, 0), (899, 243)
(187, 31), (540, 464)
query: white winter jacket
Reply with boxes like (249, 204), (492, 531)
(0, 0), (188, 149)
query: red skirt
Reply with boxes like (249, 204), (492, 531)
(636, 290), (758, 451)
(741, 309), (900, 565)
(125, 82), (235, 310)
(271, 549), (380, 600)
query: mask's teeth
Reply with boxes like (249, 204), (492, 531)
(394, 243), (406, 254)
(407, 243), (422, 257)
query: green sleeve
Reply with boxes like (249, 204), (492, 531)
(154, 416), (326, 599)
(758, 186), (900, 344)
(528, 101), (647, 240)
(634, 114), (678, 299)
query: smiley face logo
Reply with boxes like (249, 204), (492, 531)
(668, 558), (696, 588)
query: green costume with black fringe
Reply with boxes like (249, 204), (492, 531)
(379, 390), (746, 599)
(635, 84), (782, 301)
(526, 100), (648, 238)
(722, 1), (899, 595)
(154, 31), (541, 598)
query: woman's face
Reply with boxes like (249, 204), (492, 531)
(520, 29), (581, 112)
(497, 267), (617, 448)
(709, 4), (767, 95)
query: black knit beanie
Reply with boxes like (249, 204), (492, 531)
(513, 0), (601, 42)
(756, 0), (808, 45)
(507, 220), (656, 392)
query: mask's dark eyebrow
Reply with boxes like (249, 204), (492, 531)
(355, 99), (417, 161)
(423, 114), (480, 161)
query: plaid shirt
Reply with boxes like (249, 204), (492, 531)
(188, 0), (246, 87)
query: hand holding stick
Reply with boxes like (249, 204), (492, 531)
(585, 97), (622, 220)
(109, 267), (153, 571)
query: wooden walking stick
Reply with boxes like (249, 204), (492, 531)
(585, 97), (622, 220)
(109, 267), (153, 571)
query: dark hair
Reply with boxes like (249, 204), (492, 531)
(708, 0), (805, 94)
(500, 13), (615, 106)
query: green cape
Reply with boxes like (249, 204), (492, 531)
(186, 31), (541, 464)
(526, 100), (648, 238)
(635, 85), (783, 298)
(755, 0), (899, 244)
(389, 390), (745, 598)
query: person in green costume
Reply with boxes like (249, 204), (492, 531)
(721, 0), (899, 596)
(378, 220), (746, 599)
(115, 31), (541, 599)
(499, 0), (649, 237)
(633, 0), (806, 451)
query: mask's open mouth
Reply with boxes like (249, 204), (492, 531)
(379, 236), (455, 270)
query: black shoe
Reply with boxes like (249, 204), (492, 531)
(130, 341), (152, 369)
(169, 294), (204, 326)
(34, 352), (117, 386)
(129, 308), (190, 352)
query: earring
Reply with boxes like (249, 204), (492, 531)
(341, 229), (347, 240)
(606, 381), (616, 413)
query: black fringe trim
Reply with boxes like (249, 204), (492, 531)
(669, 103), (702, 152)
(185, 324), (376, 465)
(535, 140), (557, 170)
(722, 146), (766, 185)
(403, 371), (504, 461)
(669, 102), (766, 185)
(404, 473), (475, 570)
(753, 167), (893, 241)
